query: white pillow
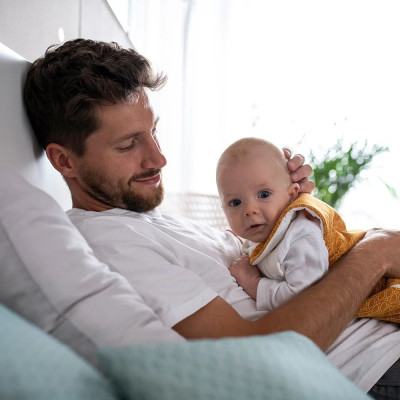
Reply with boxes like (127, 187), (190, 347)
(0, 170), (183, 365)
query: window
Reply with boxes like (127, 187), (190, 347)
(110, 0), (400, 229)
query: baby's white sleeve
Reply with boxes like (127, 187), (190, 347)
(256, 222), (329, 311)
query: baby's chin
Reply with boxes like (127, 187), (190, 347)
(243, 225), (272, 244)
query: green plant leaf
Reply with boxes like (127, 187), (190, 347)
(309, 139), (388, 208)
(379, 178), (398, 199)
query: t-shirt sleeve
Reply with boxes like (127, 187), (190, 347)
(256, 217), (329, 311)
(75, 216), (218, 328)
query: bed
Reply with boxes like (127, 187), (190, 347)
(0, 41), (370, 400)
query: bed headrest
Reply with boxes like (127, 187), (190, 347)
(0, 42), (71, 210)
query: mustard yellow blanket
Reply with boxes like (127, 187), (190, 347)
(250, 193), (400, 323)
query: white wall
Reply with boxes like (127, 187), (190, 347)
(0, 0), (132, 62)
(0, 0), (133, 210)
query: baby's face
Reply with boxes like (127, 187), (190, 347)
(217, 155), (298, 243)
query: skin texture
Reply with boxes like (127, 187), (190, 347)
(46, 94), (166, 212)
(228, 255), (261, 299)
(283, 148), (315, 194)
(46, 96), (400, 351)
(216, 138), (299, 243)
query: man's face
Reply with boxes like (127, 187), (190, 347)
(72, 94), (167, 212)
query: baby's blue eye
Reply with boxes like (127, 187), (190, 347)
(229, 199), (241, 207)
(258, 190), (271, 199)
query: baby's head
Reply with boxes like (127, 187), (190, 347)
(216, 137), (299, 243)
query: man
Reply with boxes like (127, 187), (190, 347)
(24, 39), (400, 397)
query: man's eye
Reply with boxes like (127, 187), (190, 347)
(258, 190), (271, 199)
(229, 199), (241, 207)
(117, 141), (136, 151)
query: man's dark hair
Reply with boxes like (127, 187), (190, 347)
(23, 38), (166, 156)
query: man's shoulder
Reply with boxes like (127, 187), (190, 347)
(66, 207), (143, 228)
(66, 208), (164, 250)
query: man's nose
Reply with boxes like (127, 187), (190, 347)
(142, 137), (167, 169)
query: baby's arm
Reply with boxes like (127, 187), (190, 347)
(229, 232), (328, 308)
(256, 230), (329, 311)
(229, 255), (262, 299)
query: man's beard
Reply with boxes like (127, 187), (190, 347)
(78, 165), (164, 212)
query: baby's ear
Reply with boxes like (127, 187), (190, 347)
(288, 183), (300, 201)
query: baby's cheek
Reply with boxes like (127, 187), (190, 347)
(231, 221), (245, 238)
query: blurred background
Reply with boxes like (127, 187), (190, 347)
(1, 0), (399, 229)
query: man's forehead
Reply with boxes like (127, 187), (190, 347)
(90, 96), (157, 141)
(98, 94), (154, 119)
(126, 90), (151, 107)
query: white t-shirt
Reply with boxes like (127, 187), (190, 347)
(67, 207), (400, 392)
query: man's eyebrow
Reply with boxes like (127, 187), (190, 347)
(112, 131), (141, 145)
(112, 117), (160, 144)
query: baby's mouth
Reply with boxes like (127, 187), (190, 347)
(247, 223), (265, 231)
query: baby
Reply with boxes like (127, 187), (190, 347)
(216, 137), (400, 322)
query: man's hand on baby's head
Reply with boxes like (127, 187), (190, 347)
(283, 147), (315, 194)
(229, 255), (262, 300)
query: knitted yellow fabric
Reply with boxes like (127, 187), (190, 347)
(250, 193), (400, 323)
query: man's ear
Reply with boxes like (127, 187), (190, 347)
(288, 183), (300, 202)
(45, 143), (78, 178)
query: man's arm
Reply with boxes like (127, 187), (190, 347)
(174, 228), (400, 351)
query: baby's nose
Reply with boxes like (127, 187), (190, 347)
(244, 202), (259, 216)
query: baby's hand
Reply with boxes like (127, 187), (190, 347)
(229, 255), (262, 300)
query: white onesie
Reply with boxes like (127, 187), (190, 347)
(242, 212), (329, 311)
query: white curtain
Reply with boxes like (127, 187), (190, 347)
(125, 0), (400, 228)
(124, 0), (187, 194)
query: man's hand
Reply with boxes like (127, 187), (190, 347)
(229, 255), (262, 300)
(174, 215), (400, 351)
(360, 228), (400, 278)
(283, 147), (315, 194)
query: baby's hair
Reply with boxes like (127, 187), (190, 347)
(219, 137), (284, 163)
(217, 137), (291, 183)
